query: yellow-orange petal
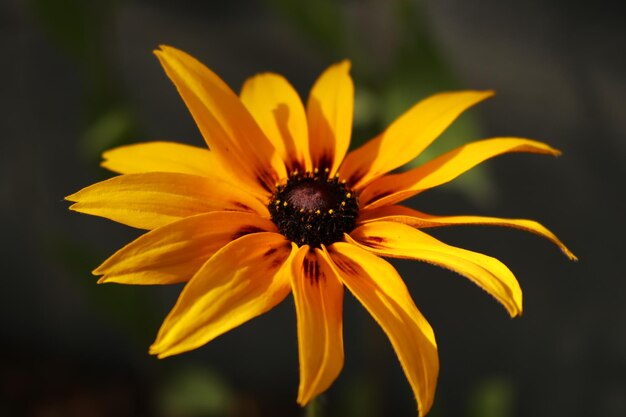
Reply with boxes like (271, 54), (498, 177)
(101, 141), (268, 200)
(240, 73), (311, 172)
(361, 137), (560, 209)
(307, 61), (354, 174)
(340, 90), (494, 190)
(95, 211), (277, 285)
(290, 245), (344, 405)
(66, 172), (269, 230)
(154, 45), (286, 193)
(348, 221), (523, 317)
(325, 242), (438, 416)
(150, 232), (294, 358)
(101, 141), (217, 176)
(359, 205), (577, 260)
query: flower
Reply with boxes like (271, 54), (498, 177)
(66, 46), (576, 416)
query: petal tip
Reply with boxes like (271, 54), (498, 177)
(148, 344), (166, 358)
(296, 391), (313, 407)
(67, 202), (81, 211)
(509, 301), (523, 318)
(155, 44), (174, 54)
(471, 89), (495, 103)
(65, 193), (79, 203)
(325, 59), (351, 75)
(99, 160), (113, 172)
(565, 250), (578, 262)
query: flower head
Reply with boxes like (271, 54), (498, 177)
(67, 46), (576, 415)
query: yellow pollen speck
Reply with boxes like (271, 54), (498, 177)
(314, 168), (319, 174)
(283, 201), (288, 207)
(324, 167), (329, 173)
(328, 209), (334, 214)
(346, 192), (352, 198)
(315, 209), (321, 215)
(299, 208), (305, 213)
(341, 201), (346, 207)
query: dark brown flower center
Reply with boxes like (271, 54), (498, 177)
(269, 169), (358, 248)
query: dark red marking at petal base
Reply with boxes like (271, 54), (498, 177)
(347, 169), (366, 188)
(318, 153), (333, 172)
(330, 252), (360, 276)
(303, 256), (323, 283)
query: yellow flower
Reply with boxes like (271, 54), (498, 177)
(67, 46), (576, 416)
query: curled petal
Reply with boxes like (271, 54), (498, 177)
(325, 242), (438, 416)
(155, 45), (286, 193)
(340, 90), (493, 190)
(361, 137), (561, 209)
(241, 73), (311, 172)
(349, 221), (523, 317)
(290, 245), (344, 405)
(307, 61), (354, 175)
(95, 212), (277, 284)
(150, 232), (294, 358)
(359, 205), (577, 260)
(66, 172), (269, 230)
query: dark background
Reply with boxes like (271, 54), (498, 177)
(2, 0), (625, 416)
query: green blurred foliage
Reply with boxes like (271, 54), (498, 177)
(266, 0), (349, 55)
(158, 366), (234, 417)
(337, 375), (382, 417)
(30, 0), (140, 162)
(468, 377), (517, 417)
(80, 105), (137, 160)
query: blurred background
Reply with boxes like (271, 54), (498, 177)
(2, 0), (625, 416)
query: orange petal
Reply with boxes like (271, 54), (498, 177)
(290, 245), (344, 405)
(240, 73), (311, 172)
(95, 211), (277, 284)
(307, 61), (354, 174)
(150, 232), (294, 358)
(155, 45), (286, 193)
(66, 172), (269, 230)
(340, 91), (493, 190)
(359, 205), (577, 260)
(361, 137), (560, 209)
(349, 221), (523, 317)
(325, 242), (438, 416)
